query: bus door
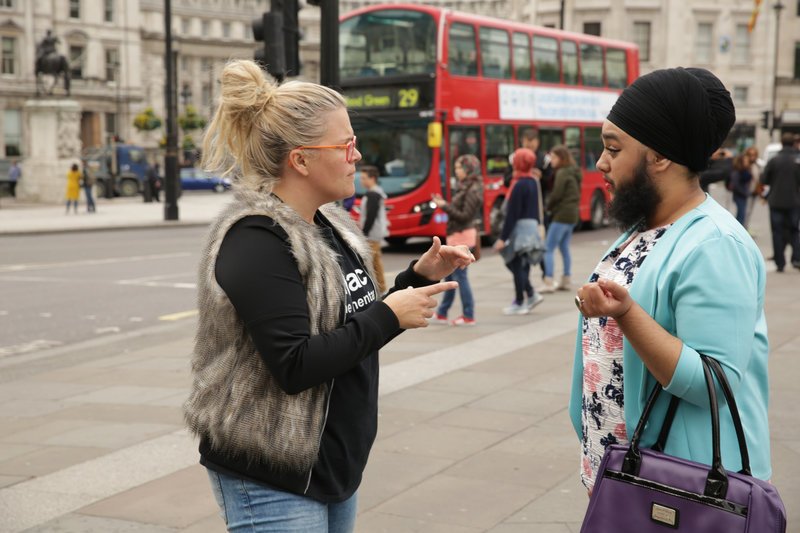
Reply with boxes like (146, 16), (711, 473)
(447, 125), (481, 201)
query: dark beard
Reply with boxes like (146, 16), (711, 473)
(607, 158), (661, 231)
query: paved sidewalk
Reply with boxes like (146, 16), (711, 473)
(0, 193), (230, 235)
(0, 189), (798, 532)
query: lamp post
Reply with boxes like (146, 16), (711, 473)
(770, 1), (784, 139)
(164, 0), (179, 220)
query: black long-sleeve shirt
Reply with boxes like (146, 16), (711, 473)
(200, 214), (433, 502)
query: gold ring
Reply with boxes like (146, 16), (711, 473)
(574, 295), (584, 310)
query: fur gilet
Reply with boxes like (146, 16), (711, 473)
(183, 189), (375, 473)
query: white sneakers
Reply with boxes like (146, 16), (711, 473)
(502, 293), (544, 315)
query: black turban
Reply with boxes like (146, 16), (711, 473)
(607, 67), (735, 172)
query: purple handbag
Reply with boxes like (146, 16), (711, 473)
(581, 355), (786, 532)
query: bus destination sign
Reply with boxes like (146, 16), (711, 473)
(344, 86), (423, 110)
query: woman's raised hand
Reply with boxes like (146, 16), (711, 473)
(413, 236), (474, 281)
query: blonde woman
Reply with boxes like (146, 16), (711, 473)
(183, 60), (472, 532)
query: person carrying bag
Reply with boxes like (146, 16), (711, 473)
(431, 154), (483, 326)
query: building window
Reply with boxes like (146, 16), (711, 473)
(201, 57), (212, 72)
(104, 0), (114, 22)
(633, 22), (650, 62)
(583, 22), (601, 36)
(181, 17), (190, 35)
(1, 36), (16, 74)
(202, 83), (211, 108)
(4, 109), (21, 156)
(69, 45), (84, 79)
(105, 48), (119, 81)
(695, 23), (713, 64)
(0, 0), (15, 8)
(222, 22), (231, 38)
(794, 42), (800, 79)
(69, 0), (80, 19)
(105, 113), (117, 136)
(201, 20), (210, 36)
(733, 86), (748, 105)
(733, 24), (750, 65)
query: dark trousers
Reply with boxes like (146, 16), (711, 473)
(84, 185), (96, 212)
(733, 194), (748, 226)
(506, 254), (534, 304)
(769, 207), (800, 270)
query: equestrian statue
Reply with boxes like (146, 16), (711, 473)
(35, 30), (70, 96)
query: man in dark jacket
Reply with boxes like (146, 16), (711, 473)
(761, 133), (800, 271)
(698, 148), (733, 192)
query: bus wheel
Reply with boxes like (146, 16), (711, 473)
(589, 191), (609, 229)
(119, 179), (139, 197)
(385, 237), (408, 247)
(489, 198), (505, 243)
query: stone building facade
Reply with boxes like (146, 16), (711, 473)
(1, 0), (798, 164)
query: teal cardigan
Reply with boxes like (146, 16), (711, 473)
(569, 196), (772, 480)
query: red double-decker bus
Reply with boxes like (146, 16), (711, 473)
(340, 4), (639, 243)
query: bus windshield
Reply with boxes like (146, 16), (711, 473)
(340, 10), (437, 79)
(353, 118), (432, 198)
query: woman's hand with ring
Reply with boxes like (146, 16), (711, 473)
(576, 280), (634, 319)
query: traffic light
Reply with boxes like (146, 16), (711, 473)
(252, 11), (286, 80)
(761, 110), (771, 130)
(281, 0), (301, 76)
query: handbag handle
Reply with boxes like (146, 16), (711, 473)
(622, 355), (752, 499)
(652, 357), (752, 476)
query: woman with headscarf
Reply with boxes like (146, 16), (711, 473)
(494, 148), (545, 315)
(431, 154), (483, 325)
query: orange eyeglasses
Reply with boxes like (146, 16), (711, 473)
(296, 136), (358, 163)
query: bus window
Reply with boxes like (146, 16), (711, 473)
(538, 128), (563, 154)
(485, 125), (514, 174)
(562, 40), (578, 85)
(352, 118), (432, 197)
(512, 33), (531, 80)
(584, 127), (603, 170)
(565, 126), (581, 165)
(606, 48), (628, 88)
(339, 9), (437, 78)
(580, 43), (604, 87)
(449, 126), (481, 175)
(448, 23), (478, 76)
(480, 27), (511, 79)
(533, 35), (559, 83)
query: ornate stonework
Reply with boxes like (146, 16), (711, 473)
(56, 108), (82, 159)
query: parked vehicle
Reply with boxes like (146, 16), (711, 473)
(180, 167), (231, 192)
(82, 143), (148, 197)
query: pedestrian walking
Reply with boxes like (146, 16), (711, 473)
(760, 132), (800, 272)
(729, 154), (752, 226)
(65, 163), (80, 214)
(540, 144), (581, 293)
(431, 154), (483, 326)
(494, 148), (544, 315)
(744, 146), (762, 228)
(357, 165), (388, 293)
(82, 161), (96, 213)
(147, 162), (161, 202)
(569, 67), (773, 495)
(183, 59), (473, 533)
(7, 160), (20, 197)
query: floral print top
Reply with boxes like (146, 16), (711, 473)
(580, 224), (671, 491)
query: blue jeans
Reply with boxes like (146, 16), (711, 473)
(543, 221), (574, 278)
(207, 469), (358, 532)
(437, 266), (474, 319)
(733, 194), (747, 226)
(83, 185), (96, 212)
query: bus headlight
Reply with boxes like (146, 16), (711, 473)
(412, 200), (437, 214)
